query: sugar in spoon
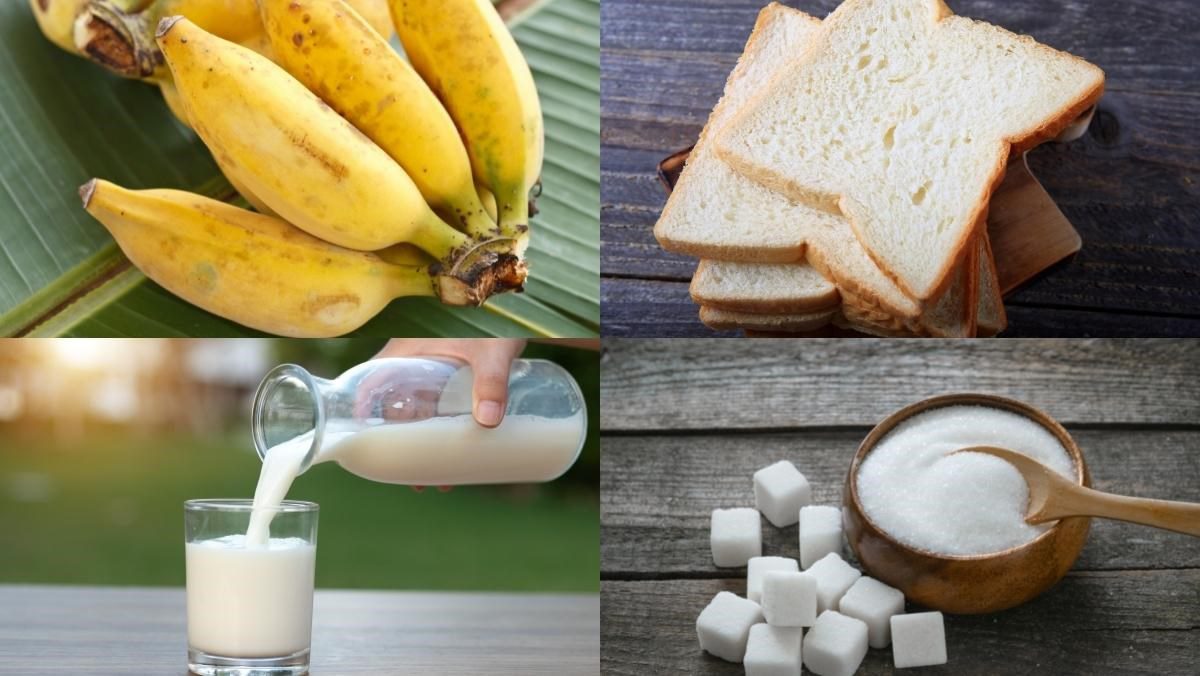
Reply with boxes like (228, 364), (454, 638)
(954, 445), (1200, 537)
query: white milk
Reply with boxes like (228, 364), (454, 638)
(331, 412), (586, 485)
(856, 405), (1075, 555)
(246, 412), (586, 544)
(185, 534), (315, 658)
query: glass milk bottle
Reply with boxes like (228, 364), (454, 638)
(251, 358), (587, 484)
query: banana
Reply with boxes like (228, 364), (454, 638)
(391, 0), (543, 255)
(376, 243), (435, 267)
(259, 0), (497, 241)
(477, 182), (498, 223)
(158, 17), (524, 304)
(157, 79), (190, 126)
(158, 80), (279, 216)
(74, 0), (391, 79)
(80, 178), (435, 337)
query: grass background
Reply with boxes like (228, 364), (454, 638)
(0, 340), (598, 592)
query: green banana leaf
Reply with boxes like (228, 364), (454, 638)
(0, 0), (599, 337)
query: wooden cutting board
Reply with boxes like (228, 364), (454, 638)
(657, 150), (1081, 296)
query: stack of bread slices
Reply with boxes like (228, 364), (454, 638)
(654, 0), (1104, 337)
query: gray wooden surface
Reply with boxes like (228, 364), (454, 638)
(600, 339), (1200, 429)
(0, 585), (599, 675)
(599, 338), (1200, 674)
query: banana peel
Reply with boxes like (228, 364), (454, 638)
(73, 0), (391, 79)
(80, 178), (439, 337)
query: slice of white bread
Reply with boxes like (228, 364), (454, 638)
(666, 2), (977, 335)
(717, 0), (1104, 301)
(699, 305), (836, 332)
(653, 3), (921, 321)
(707, 232), (1005, 337)
(690, 259), (840, 313)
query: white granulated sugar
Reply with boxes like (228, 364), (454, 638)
(856, 405), (1075, 555)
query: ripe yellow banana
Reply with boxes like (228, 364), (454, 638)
(157, 79), (189, 125)
(392, 0), (544, 255)
(158, 80), (278, 216)
(74, 0), (391, 79)
(158, 16), (458, 253)
(80, 179), (435, 337)
(259, 0), (497, 241)
(159, 17), (523, 304)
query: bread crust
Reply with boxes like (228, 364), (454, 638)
(689, 260), (842, 314)
(977, 231), (1007, 336)
(698, 305), (835, 332)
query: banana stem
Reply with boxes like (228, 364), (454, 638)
(408, 216), (474, 262)
(461, 207), (501, 241)
(410, 218), (527, 307)
(74, 0), (161, 79)
(387, 265), (438, 300)
(496, 187), (532, 257)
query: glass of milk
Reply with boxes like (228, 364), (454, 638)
(250, 357), (588, 485)
(184, 499), (318, 676)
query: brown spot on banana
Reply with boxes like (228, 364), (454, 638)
(305, 294), (362, 322)
(286, 131), (349, 180)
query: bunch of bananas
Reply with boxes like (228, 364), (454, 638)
(30, 0), (543, 337)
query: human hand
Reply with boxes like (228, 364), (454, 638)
(374, 339), (528, 428)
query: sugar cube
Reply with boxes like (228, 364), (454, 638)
(747, 556), (798, 602)
(744, 623), (803, 676)
(695, 591), (763, 662)
(803, 610), (868, 676)
(838, 576), (905, 648)
(799, 505), (843, 568)
(762, 571), (817, 627)
(805, 552), (861, 613)
(753, 461), (812, 527)
(891, 611), (947, 668)
(711, 508), (761, 567)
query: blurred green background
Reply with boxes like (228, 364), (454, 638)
(0, 339), (598, 592)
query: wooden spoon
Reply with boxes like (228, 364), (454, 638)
(956, 446), (1200, 537)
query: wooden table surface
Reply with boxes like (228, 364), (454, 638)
(0, 585), (599, 675)
(600, 0), (1200, 337)
(599, 339), (1200, 674)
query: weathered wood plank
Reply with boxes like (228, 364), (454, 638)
(599, 430), (1200, 575)
(601, 574), (1200, 675)
(600, 275), (1200, 337)
(599, 338), (1200, 427)
(0, 586), (600, 675)
(601, 0), (1200, 91)
(600, 0), (1200, 334)
(602, 278), (736, 337)
(999, 305), (1200, 337)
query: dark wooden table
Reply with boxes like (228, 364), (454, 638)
(600, 0), (1200, 336)
(600, 339), (1200, 674)
(0, 585), (599, 674)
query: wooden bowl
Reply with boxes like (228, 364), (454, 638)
(842, 393), (1092, 614)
